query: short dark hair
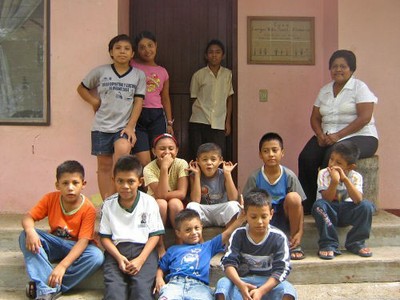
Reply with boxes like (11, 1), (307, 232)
(56, 160), (85, 181)
(175, 209), (201, 230)
(244, 189), (273, 212)
(331, 141), (361, 165)
(134, 31), (157, 51)
(205, 39), (225, 55)
(196, 143), (222, 158)
(259, 132), (284, 152)
(329, 50), (357, 72)
(108, 34), (133, 52)
(113, 155), (143, 177)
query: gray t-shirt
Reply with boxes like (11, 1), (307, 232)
(81, 64), (146, 132)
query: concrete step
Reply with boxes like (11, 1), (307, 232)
(2, 245), (400, 290)
(2, 210), (399, 252)
(0, 282), (399, 299)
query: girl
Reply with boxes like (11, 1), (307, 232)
(143, 133), (189, 255)
(131, 31), (174, 167)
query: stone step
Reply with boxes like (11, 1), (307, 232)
(2, 211), (399, 252)
(0, 282), (399, 299)
(2, 245), (400, 291)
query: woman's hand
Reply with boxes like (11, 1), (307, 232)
(121, 127), (137, 147)
(326, 133), (341, 145)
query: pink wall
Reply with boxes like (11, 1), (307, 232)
(1, 0), (398, 212)
(337, 0), (400, 209)
(0, 0), (119, 212)
(236, 0), (338, 191)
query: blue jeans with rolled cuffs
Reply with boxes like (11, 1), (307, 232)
(158, 275), (214, 300)
(312, 199), (375, 253)
(19, 229), (104, 296)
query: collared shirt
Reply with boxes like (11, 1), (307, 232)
(314, 76), (378, 140)
(189, 66), (234, 130)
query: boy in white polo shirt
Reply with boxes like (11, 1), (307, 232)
(99, 155), (164, 300)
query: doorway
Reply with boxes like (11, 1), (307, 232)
(130, 0), (238, 163)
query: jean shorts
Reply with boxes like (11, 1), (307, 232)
(91, 130), (128, 155)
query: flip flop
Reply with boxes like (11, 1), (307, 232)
(318, 249), (334, 260)
(26, 281), (36, 299)
(353, 247), (373, 257)
(290, 246), (306, 260)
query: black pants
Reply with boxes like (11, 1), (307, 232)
(298, 135), (378, 213)
(189, 122), (226, 160)
(103, 242), (158, 300)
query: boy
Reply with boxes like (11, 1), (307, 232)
(19, 160), (104, 300)
(242, 132), (306, 260)
(312, 141), (375, 260)
(99, 155), (164, 299)
(189, 39), (234, 159)
(155, 208), (246, 299)
(215, 189), (297, 300)
(187, 142), (241, 227)
(77, 34), (146, 200)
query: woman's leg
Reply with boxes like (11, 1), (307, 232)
(97, 155), (114, 200)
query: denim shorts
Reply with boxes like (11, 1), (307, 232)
(158, 276), (214, 300)
(91, 130), (128, 155)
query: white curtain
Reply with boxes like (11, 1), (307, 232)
(0, 0), (41, 118)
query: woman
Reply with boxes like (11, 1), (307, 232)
(298, 50), (378, 214)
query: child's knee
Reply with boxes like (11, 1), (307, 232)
(285, 192), (302, 206)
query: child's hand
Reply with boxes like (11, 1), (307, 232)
(154, 277), (166, 294)
(159, 153), (174, 169)
(238, 282), (257, 300)
(327, 167), (340, 184)
(330, 166), (347, 182)
(187, 160), (201, 175)
(117, 255), (130, 273)
(126, 256), (145, 275)
(120, 127), (137, 147)
(48, 264), (66, 288)
(249, 288), (265, 300)
(222, 161), (237, 174)
(25, 229), (42, 254)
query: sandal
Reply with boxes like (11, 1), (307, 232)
(26, 281), (36, 299)
(318, 249), (335, 260)
(290, 246), (305, 260)
(353, 247), (373, 257)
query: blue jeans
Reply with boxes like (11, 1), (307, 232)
(215, 275), (297, 300)
(19, 229), (104, 296)
(158, 276), (214, 300)
(312, 199), (375, 253)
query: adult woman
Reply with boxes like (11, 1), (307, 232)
(298, 50), (378, 214)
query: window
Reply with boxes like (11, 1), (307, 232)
(0, 0), (49, 125)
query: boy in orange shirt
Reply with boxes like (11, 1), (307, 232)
(19, 160), (104, 300)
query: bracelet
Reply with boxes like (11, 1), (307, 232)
(167, 119), (174, 126)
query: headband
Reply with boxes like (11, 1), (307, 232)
(152, 133), (179, 148)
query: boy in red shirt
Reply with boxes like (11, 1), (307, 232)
(19, 160), (104, 300)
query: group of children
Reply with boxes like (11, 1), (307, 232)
(19, 32), (375, 300)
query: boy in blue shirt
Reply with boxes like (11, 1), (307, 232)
(313, 141), (375, 260)
(242, 132), (306, 260)
(155, 208), (245, 299)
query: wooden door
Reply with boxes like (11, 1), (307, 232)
(130, 0), (237, 162)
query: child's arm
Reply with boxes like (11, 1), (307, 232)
(154, 268), (166, 294)
(225, 265), (257, 300)
(333, 166), (363, 204)
(77, 84), (101, 112)
(225, 95), (233, 136)
(48, 238), (90, 288)
(223, 161), (238, 201)
(125, 235), (160, 275)
(122, 96), (143, 146)
(187, 160), (202, 202)
(21, 214), (41, 254)
(160, 79), (174, 135)
(320, 167), (340, 201)
(221, 198), (245, 244)
(101, 237), (130, 273)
